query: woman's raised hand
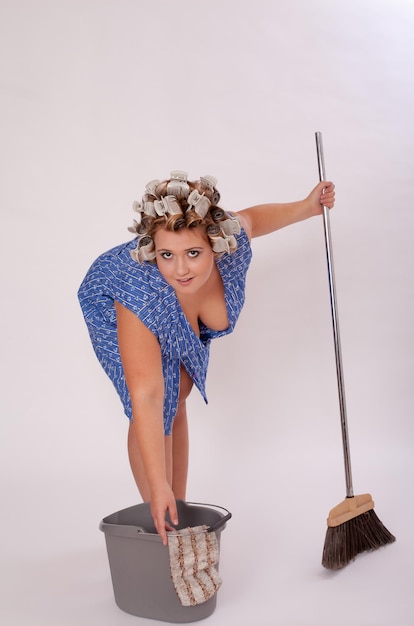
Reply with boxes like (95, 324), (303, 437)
(308, 180), (336, 214)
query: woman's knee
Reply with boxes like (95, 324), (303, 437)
(173, 401), (188, 430)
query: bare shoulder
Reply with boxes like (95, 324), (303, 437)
(233, 210), (253, 240)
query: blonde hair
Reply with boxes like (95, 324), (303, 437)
(128, 172), (241, 262)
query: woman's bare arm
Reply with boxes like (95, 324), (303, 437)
(115, 300), (178, 545)
(237, 181), (335, 239)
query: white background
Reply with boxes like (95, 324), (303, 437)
(1, 1), (413, 625)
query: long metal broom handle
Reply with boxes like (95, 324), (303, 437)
(315, 131), (354, 498)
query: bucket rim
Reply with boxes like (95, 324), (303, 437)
(99, 500), (231, 540)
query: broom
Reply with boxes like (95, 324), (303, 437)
(315, 131), (396, 570)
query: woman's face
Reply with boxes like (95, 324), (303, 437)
(153, 226), (216, 297)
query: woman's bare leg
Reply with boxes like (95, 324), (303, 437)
(171, 401), (189, 500)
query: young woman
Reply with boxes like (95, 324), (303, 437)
(78, 171), (335, 544)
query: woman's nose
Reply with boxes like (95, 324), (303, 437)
(176, 256), (189, 276)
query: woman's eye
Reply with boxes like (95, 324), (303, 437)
(188, 250), (199, 258)
(161, 251), (172, 259)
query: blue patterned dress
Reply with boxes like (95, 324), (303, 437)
(78, 227), (252, 434)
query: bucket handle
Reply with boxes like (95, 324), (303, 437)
(184, 501), (232, 533)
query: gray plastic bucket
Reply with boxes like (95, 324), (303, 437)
(100, 500), (231, 623)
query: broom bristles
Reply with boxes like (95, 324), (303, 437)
(322, 508), (396, 570)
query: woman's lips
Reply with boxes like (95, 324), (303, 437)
(177, 277), (193, 285)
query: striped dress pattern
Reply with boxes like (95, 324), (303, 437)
(78, 227), (252, 434)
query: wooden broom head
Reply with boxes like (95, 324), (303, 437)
(322, 495), (396, 570)
(327, 493), (375, 527)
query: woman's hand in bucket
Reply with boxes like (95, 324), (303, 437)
(151, 483), (179, 545)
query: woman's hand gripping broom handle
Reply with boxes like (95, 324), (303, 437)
(315, 131), (354, 499)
